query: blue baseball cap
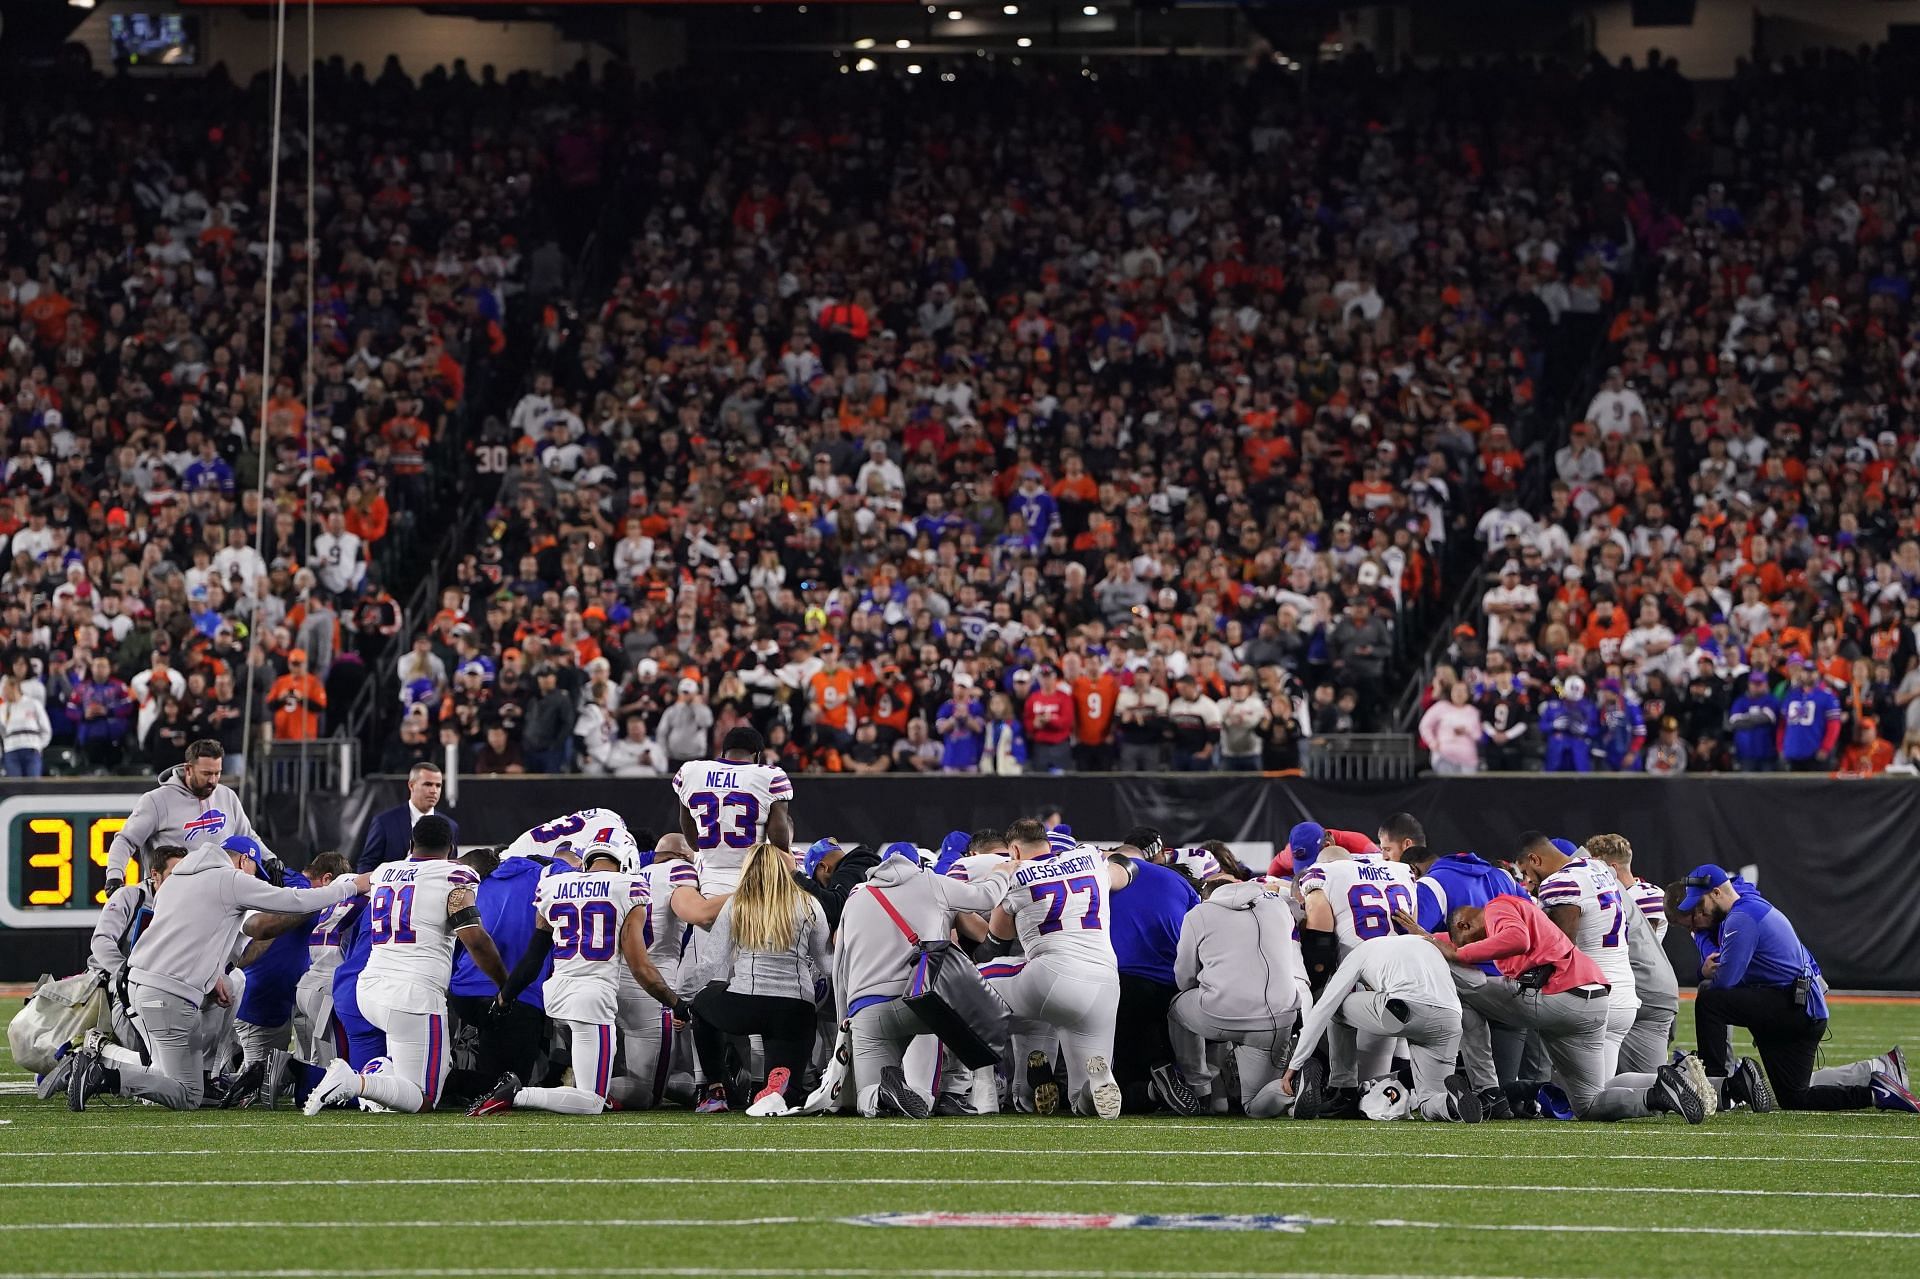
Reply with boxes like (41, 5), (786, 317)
(933, 830), (970, 877)
(222, 834), (269, 868)
(802, 837), (839, 877)
(1677, 864), (1730, 914)
(880, 841), (918, 865)
(1288, 822), (1327, 871)
(1550, 838), (1580, 859)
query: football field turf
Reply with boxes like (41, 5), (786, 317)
(3, 999), (1919, 1279)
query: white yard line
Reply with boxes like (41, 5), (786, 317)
(1, 1144), (1914, 1166)
(0, 1269), (1544, 1279)
(1367, 1218), (1920, 1241)
(0, 1174), (1907, 1201)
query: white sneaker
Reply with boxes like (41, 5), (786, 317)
(746, 1091), (792, 1117)
(1680, 1053), (1719, 1119)
(1085, 1055), (1123, 1120)
(303, 1059), (359, 1116)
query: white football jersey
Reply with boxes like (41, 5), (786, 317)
(536, 868), (647, 1023)
(947, 852), (1011, 883)
(502, 808), (629, 862)
(306, 899), (356, 980)
(638, 858), (698, 983)
(1617, 873), (1668, 942)
(672, 758), (793, 893)
(359, 857), (480, 1011)
(1004, 846), (1115, 968)
(1535, 857), (1637, 989)
(1300, 854), (1417, 954)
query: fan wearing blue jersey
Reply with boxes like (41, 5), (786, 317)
(469, 842), (682, 1116)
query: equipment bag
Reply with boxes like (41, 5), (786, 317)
(8, 971), (108, 1076)
(869, 888), (1011, 1070)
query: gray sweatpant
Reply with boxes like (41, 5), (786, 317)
(850, 998), (932, 1116)
(1334, 991), (1461, 1121)
(115, 983), (220, 1111)
(1451, 968), (1657, 1121)
(1169, 989), (1293, 1117)
(1616, 1001), (1678, 1075)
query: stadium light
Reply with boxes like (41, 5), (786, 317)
(908, 64), (923, 74)
(1083, 4), (1098, 13)
(69, 0), (97, 9)
(1003, 4), (1019, 13)
(854, 37), (876, 49)
(855, 57), (878, 72)
(896, 38), (912, 48)
(1017, 37), (1032, 47)
(948, 9), (964, 18)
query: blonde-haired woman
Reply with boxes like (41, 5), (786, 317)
(689, 840), (830, 1114)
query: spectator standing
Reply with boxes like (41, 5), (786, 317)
(1, 675), (52, 776)
(1727, 672), (1781, 773)
(655, 678), (715, 771)
(1070, 655), (1121, 772)
(1023, 666), (1076, 774)
(1116, 672), (1171, 772)
(603, 717), (670, 777)
(1217, 675), (1270, 772)
(1166, 674), (1221, 773)
(1420, 681), (1484, 776)
(936, 676), (987, 773)
(1779, 659), (1842, 774)
(268, 651), (326, 743)
(982, 692), (1028, 776)
(521, 666), (578, 773)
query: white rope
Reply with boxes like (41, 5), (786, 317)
(239, 0), (290, 783)
(298, 0), (318, 828)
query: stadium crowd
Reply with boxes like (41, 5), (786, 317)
(1426, 47), (1920, 776)
(33, 736), (1917, 1123)
(399, 56), (1652, 778)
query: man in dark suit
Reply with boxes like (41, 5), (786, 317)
(355, 762), (457, 872)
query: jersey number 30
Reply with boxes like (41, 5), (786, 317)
(551, 900), (619, 961)
(686, 791), (760, 850)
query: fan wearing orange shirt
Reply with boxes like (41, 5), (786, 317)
(1069, 657), (1120, 771)
(1577, 598), (1630, 664)
(1838, 719), (1894, 777)
(807, 647), (858, 748)
(268, 649), (327, 741)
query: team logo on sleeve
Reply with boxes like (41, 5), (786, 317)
(182, 809), (229, 842)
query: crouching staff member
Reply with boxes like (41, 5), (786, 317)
(834, 846), (1014, 1118)
(1395, 897), (1715, 1125)
(1282, 933), (1479, 1123)
(687, 840), (831, 1114)
(1677, 864), (1916, 1112)
(65, 840), (368, 1110)
(1169, 876), (1304, 1118)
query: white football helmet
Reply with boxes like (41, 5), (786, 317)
(1359, 1076), (1412, 1121)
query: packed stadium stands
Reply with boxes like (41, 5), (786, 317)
(7, 43), (1920, 780)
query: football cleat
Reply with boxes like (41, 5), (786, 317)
(876, 1066), (931, 1119)
(1085, 1055), (1122, 1120)
(467, 1072), (521, 1117)
(1884, 1046), (1910, 1092)
(932, 1093), (979, 1117)
(220, 1059), (268, 1110)
(694, 1084), (730, 1114)
(1871, 1071), (1920, 1114)
(303, 1059), (361, 1116)
(1731, 1058), (1775, 1113)
(1027, 1050), (1060, 1116)
(1650, 1063), (1706, 1124)
(1478, 1087), (1515, 1121)
(1150, 1061), (1201, 1117)
(35, 1045), (76, 1102)
(1444, 1073), (1483, 1123)
(747, 1067), (793, 1118)
(65, 1042), (112, 1112)
(1681, 1053), (1719, 1118)
(1291, 1057), (1328, 1122)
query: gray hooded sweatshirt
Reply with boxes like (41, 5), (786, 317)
(1173, 880), (1303, 1032)
(107, 765), (257, 880)
(832, 855), (1012, 1019)
(125, 846), (360, 1003)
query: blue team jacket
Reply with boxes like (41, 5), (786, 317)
(236, 870), (311, 1024)
(449, 855), (560, 1009)
(1107, 858), (1199, 985)
(1415, 853), (1521, 974)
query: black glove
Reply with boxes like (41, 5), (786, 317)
(672, 1000), (693, 1023)
(105, 875), (124, 896)
(488, 997), (513, 1018)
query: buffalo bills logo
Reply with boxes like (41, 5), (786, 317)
(182, 809), (228, 842)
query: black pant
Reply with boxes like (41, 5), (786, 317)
(1073, 742), (1117, 772)
(690, 984), (816, 1105)
(1786, 756), (1826, 773)
(447, 994), (549, 1102)
(1695, 985), (1871, 1111)
(1114, 973), (1177, 1094)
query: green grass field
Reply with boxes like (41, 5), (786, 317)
(3, 998), (1919, 1279)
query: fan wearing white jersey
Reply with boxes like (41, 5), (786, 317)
(1298, 843), (1419, 1098)
(501, 807), (629, 863)
(1517, 833), (1640, 1076)
(981, 818), (1130, 1119)
(292, 852), (357, 1064)
(469, 841), (682, 1116)
(304, 816), (510, 1115)
(673, 726), (794, 898)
